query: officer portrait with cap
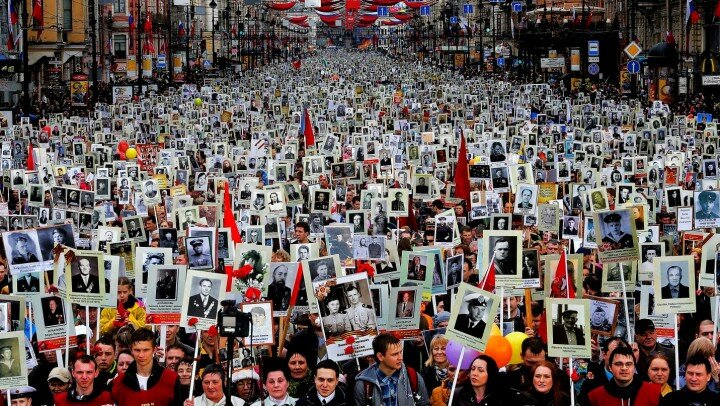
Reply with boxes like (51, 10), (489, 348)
(589, 304), (613, 333)
(5, 386), (35, 406)
(696, 190), (720, 220)
(454, 292), (489, 336)
(600, 212), (634, 249)
(9, 232), (40, 265)
(187, 238), (212, 269)
(552, 308), (586, 345)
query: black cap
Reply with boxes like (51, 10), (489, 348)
(699, 191), (717, 203)
(603, 213), (622, 224)
(636, 318), (655, 334)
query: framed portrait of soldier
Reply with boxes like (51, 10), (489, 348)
(639, 243), (663, 282)
(694, 190), (720, 228)
(585, 296), (619, 337)
(311, 189), (333, 214)
(490, 167), (510, 192)
(561, 216), (581, 239)
(520, 249), (541, 288)
(180, 270), (227, 330)
(482, 230), (522, 285)
(446, 283), (499, 352)
(0, 331), (28, 388)
(263, 262), (300, 316)
(546, 298), (591, 358)
(283, 181), (304, 206)
(514, 184), (538, 215)
(601, 261), (636, 293)
(244, 226), (264, 246)
(346, 210), (367, 234)
(400, 251), (434, 290)
(65, 251), (105, 306)
(122, 215), (147, 243)
(303, 255), (342, 286)
(388, 188), (409, 217)
(413, 174), (432, 199)
(12, 272), (43, 295)
(185, 236), (214, 271)
(587, 187), (609, 212)
(653, 255), (696, 314)
(389, 286), (422, 331)
(594, 209), (638, 264)
(444, 254), (463, 291)
(2, 230), (43, 274)
(135, 247), (173, 296)
(32, 294), (75, 351)
(290, 242), (319, 263)
(144, 265), (186, 325)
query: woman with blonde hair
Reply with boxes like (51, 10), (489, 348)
(422, 334), (450, 393)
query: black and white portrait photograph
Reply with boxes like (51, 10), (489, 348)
(13, 272), (41, 294)
(181, 270), (226, 330)
(241, 301), (275, 346)
(483, 231), (522, 280)
(491, 214), (511, 231)
(521, 249), (540, 284)
(264, 262), (300, 316)
(562, 216), (581, 238)
(244, 226), (264, 245)
(694, 190), (720, 228)
(388, 189), (408, 217)
(546, 298), (591, 358)
(304, 255), (341, 283)
(446, 284), (499, 352)
(185, 236), (214, 270)
(514, 184), (538, 215)
(587, 296), (618, 337)
(0, 331), (27, 388)
(312, 189), (332, 213)
(594, 209), (638, 263)
(123, 216), (147, 242)
(68, 255), (102, 294)
(40, 296), (66, 327)
(324, 225), (354, 265)
(653, 255), (696, 314)
(445, 254), (463, 290)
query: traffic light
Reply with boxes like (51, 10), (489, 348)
(239, 23), (244, 35)
(484, 18), (491, 33)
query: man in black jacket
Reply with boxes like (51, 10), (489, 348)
(659, 355), (720, 406)
(296, 359), (347, 406)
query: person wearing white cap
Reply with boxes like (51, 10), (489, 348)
(6, 386), (36, 406)
(232, 369), (261, 406)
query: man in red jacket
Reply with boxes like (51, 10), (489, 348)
(588, 346), (661, 406)
(112, 329), (183, 406)
(54, 355), (114, 406)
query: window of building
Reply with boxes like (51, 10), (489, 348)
(113, 35), (127, 58)
(114, 0), (126, 14)
(63, 0), (72, 30)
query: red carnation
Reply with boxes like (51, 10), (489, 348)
(188, 317), (199, 327)
(207, 325), (219, 337)
(233, 264), (254, 279)
(245, 287), (262, 301)
(47, 285), (59, 294)
(345, 336), (356, 345)
(344, 346), (355, 355)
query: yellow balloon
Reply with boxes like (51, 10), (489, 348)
(490, 324), (501, 337)
(125, 147), (138, 160)
(506, 331), (529, 365)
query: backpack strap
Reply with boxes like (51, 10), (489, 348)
(406, 366), (418, 395)
(364, 380), (374, 406)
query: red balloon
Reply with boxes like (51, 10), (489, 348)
(118, 152), (127, 160)
(483, 335), (512, 368)
(118, 140), (129, 153)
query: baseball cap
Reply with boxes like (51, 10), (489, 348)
(47, 367), (71, 383)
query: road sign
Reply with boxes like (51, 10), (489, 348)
(463, 4), (473, 14)
(540, 57), (565, 69)
(497, 57), (505, 66)
(624, 41), (643, 59)
(377, 6), (389, 16)
(588, 40), (600, 57)
(588, 63), (600, 75)
(627, 60), (640, 74)
(157, 55), (166, 69)
(588, 56), (599, 63)
(512, 1), (522, 11)
(450, 16), (458, 23)
(203, 59), (211, 68)
(420, 5), (430, 15)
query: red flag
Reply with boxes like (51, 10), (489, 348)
(32, 0), (42, 27)
(397, 195), (418, 231)
(479, 255), (496, 292)
(288, 262), (304, 308)
(537, 311), (548, 344)
(6, 32), (14, 51)
(144, 15), (152, 33)
(716, 0), (720, 18)
(553, 249), (576, 299)
(27, 143), (34, 170)
(302, 107), (315, 148)
(223, 184), (242, 244)
(453, 130), (471, 204)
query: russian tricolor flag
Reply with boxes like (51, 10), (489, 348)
(178, 21), (185, 36)
(687, 0), (700, 25)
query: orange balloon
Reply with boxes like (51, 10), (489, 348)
(483, 335), (512, 368)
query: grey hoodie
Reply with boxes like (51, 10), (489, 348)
(354, 364), (429, 406)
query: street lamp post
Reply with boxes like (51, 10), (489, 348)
(89, 0), (98, 106)
(210, 0), (217, 66)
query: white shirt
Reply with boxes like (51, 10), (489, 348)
(194, 394), (244, 406)
(318, 392), (335, 405)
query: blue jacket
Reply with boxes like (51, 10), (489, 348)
(354, 364), (429, 406)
